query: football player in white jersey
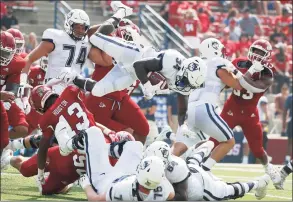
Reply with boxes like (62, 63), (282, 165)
(145, 140), (270, 201)
(21, 1), (133, 94)
(55, 124), (174, 201)
(59, 28), (207, 99)
(171, 38), (268, 176)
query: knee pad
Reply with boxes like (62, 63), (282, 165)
(226, 182), (245, 200)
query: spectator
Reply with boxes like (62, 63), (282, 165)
(197, 5), (212, 33)
(236, 33), (251, 57)
(239, 7), (263, 37)
(274, 84), (289, 119)
(223, 8), (239, 26)
(0, 1), (7, 19)
(269, 23), (287, 46)
(168, 1), (182, 29)
(1, 6), (19, 30)
(274, 5), (292, 35)
(221, 29), (237, 59)
(261, 1), (282, 16)
(271, 43), (291, 92)
(25, 32), (38, 53)
(167, 92), (178, 133)
(160, 0), (170, 22)
(223, 17), (242, 41)
(182, 8), (201, 56)
(137, 97), (158, 147)
(282, 93), (292, 163)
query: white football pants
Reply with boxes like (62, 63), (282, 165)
(84, 126), (143, 194)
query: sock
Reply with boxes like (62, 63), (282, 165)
(202, 158), (217, 171)
(282, 160), (293, 176)
(242, 156), (248, 164)
(285, 155), (291, 162)
(113, 9), (126, 20)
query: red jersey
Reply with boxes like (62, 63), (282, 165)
(221, 39), (237, 58)
(198, 13), (210, 33)
(275, 15), (292, 34)
(0, 55), (25, 89)
(28, 65), (45, 87)
(236, 41), (251, 54)
(26, 108), (42, 134)
(91, 64), (127, 101)
(38, 86), (96, 138)
(271, 53), (291, 73)
(182, 19), (199, 37)
(227, 57), (275, 109)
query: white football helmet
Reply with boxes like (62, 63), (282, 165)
(64, 9), (90, 41)
(199, 38), (225, 61)
(175, 56), (207, 93)
(143, 141), (171, 166)
(39, 56), (48, 71)
(136, 156), (165, 189)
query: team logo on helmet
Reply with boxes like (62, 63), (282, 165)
(212, 41), (219, 50)
(36, 87), (44, 97)
(159, 148), (169, 158)
(188, 62), (200, 72)
(141, 160), (150, 170)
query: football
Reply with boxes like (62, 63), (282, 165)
(147, 72), (168, 90)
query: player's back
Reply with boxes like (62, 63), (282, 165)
(227, 57), (274, 110)
(28, 65), (45, 87)
(42, 28), (91, 79)
(188, 57), (227, 105)
(39, 85), (96, 135)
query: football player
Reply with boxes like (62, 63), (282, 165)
(85, 19), (150, 143)
(172, 38), (274, 179)
(1, 31), (29, 138)
(7, 146), (86, 195)
(218, 39), (281, 185)
(57, 126), (174, 201)
(145, 141), (270, 200)
(28, 84), (125, 187)
(75, 27), (208, 99)
(22, 1), (133, 94)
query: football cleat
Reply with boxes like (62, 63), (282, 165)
(185, 140), (214, 164)
(274, 169), (287, 190)
(110, 1), (133, 17)
(265, 163), (282, 186)
(1, 149), (13, 170)
(255, 174), (270, 200)
(155, 125), (175, 142)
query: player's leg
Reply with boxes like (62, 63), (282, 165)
(40, 173), (71, 195)
(241, 120), (281, 184)
(5, 102), (28, 138)
(188, 103), (235, 172)
(193, 165), (270, 201)
(8, 132), (42, 151)
(90, 33), (140, 65)
(91, 64), (136, 97)
(113, 95), (149, 143)
(285, 121), (292, 163)
(275, 160), (293, 189)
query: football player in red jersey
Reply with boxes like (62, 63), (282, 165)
(29, 84), (129, 186)
(85, 19), (149, 144)
(0, 31), (29, 138)
(9, 146), (85, 195)
(214, 39), (281, 185)
(7, 28), (25, 54)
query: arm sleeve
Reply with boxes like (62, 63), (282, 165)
(133, 54), (164, 84)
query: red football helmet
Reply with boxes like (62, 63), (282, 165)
(114, 19), (140, 41)
(7, 28), (25, 54)
(248, 39), (272, 63)
(1, 31), (16, 66)
(29, 85), (58, 113)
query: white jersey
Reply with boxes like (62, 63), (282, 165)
(188, 57), (232, 106)
(106, 175), (174, 201)
(165, 155), (190, 184)
(42, 28), (91, 79)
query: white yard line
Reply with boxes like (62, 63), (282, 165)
(213, 167), (265, 172)
(247, 193), (292, 200)
(1, 172), (21, 176)
(215, 163), (284, 168)
(217, 175), (292, 183)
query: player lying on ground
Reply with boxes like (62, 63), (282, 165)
(144, 140), (270, 201)
(56, 125), (175, 201)
(59, 23), (207, 99)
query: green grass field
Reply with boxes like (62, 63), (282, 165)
(1, 163), (292, 201)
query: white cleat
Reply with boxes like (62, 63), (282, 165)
(155, 125), (174, 142)
(185, 140), (215, 163)
(110, 1), (133, 17)
(1, 149), (13, 170)
(255, 174), (270, 200)
(265, 163), (282, 186)
(274, 169), (287, 190)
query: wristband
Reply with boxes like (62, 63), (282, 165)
(38, 168), (44, 175)
(20, 73), (28, 84)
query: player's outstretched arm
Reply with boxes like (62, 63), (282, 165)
(217, 69), (243, 90)
(240, 72), (273, 93)
(177, 94), (188, 126)
(88, 47), (113, 67)
(72, 75), (97, 92)
(79, 174), (106, 201)
(133, 56), (163, 84)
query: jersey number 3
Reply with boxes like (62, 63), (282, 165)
(233, 89), (253, 100)
(63, 45), (87, 68)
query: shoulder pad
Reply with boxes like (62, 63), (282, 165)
(42, 28), (63, 40)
